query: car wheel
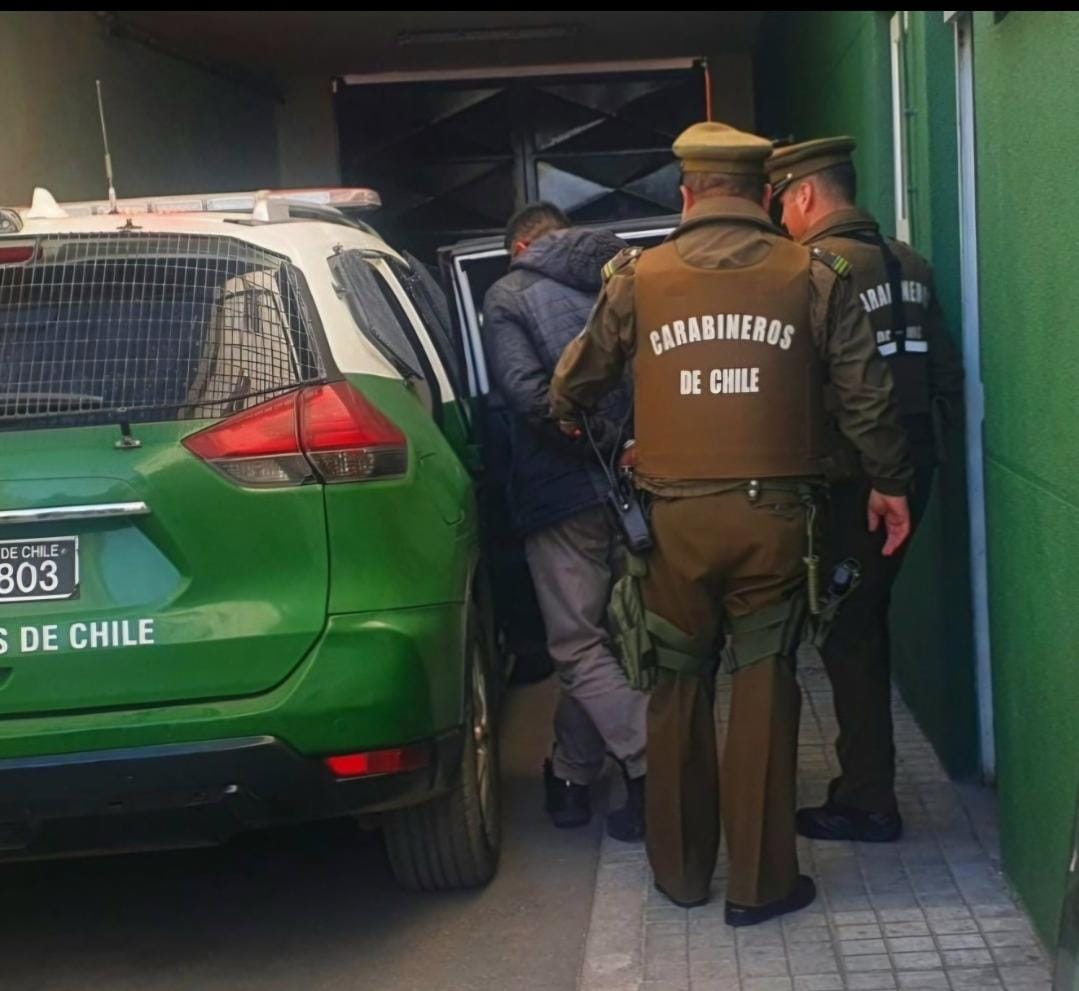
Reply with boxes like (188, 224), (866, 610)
(383, 607), (501, 891)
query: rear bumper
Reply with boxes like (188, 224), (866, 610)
(0, 604), (469, 759)
(0, 730), (463, 860)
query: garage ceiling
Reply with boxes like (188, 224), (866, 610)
(104, 11), (765, 78)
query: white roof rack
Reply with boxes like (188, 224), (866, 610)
(15, 186), (381, 221)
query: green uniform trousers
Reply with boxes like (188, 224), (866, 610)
(820, 467), (933, 813)
(640, 487), (810, 907)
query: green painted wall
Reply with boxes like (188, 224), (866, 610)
(887, 13), (979, 785)
(763, 6), (1079, 945)
(758, 11), (895, 232)
(758, 11), (980, 780)
(972, 9), (1079, 942)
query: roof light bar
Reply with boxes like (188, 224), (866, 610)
(13, 186), (381, 221)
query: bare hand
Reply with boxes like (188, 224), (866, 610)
(557, 418), (583, 440)
(867, 489), (911, 557)
(618, 441), (638, 470)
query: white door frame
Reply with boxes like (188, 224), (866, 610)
(946, 9), (996, 782)
(890, 13), (913, 243)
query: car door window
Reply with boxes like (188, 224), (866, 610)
(329, 250), (435, 413)
(367, 259), (447, 420)
(391, 254), (467, 402)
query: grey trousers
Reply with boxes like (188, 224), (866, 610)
(524, 505), (648, 784)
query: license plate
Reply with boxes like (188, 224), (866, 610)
(0, 537), (79, 603)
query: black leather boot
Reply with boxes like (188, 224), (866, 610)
(606, 771), (645, 842)
(726, 875), (817, 927)
(543, 758), (591, 828)
(796, 800), (902, 842)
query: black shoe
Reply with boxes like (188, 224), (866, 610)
(654, 881), (710, 909)
(543, 758), (591, 828)
(607, 772), (646, 842)
(796, 801), (902, 843)
(725, 875), (816, 927)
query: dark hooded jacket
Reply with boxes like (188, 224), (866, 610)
(482, 227), (630, 533)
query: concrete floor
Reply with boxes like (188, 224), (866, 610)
(2, 677), (603, 991)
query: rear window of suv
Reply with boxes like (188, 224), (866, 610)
(0, 232), (325, 430)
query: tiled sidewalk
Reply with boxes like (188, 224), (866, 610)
(579, 651), (1054, 991)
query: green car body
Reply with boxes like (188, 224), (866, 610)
(0, 191), (499, 889)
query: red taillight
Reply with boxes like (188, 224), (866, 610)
(323, 744), (430, 779)
(182, 382), (408, 487)
(300, 382), (408, 483)
(0, 244), (35, 265)
(182, 390), (310, 487)
(183, 390), (301, 459)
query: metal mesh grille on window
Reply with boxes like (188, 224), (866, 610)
(0, 232), (325, 429)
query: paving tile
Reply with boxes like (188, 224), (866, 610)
(579, 657), (1050, 991)
(896, 971), (950, 989)
(940, 949), (994, 968)
(928, 917), (981, 937)
(840, 939), (888, 956)
(893, 951), (945, 971)
(846, 974), (899, 990)
(742, 980), (795, 991)
(981, 929), (1038, 949)
(995, 966), (1052, 986)
(787, 943), (840, 976)
(792, 977), (845, 991)
(889, 937), (937, 953)
(945, 967), (1004, 988)
(843, 954), (894, 973)
(832, 911), (879, 926)
(836, 924), (883, 942)
(988, 944), (1046, 968)
(884, 921), (932, 937)
(935, 935), (986, 951)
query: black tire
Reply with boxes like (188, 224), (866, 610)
(383, 609), (501, 891)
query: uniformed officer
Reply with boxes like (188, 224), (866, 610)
(768, 137), (964, 843)
(549, 121), (913, 926)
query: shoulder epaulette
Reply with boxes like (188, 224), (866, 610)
(602, 245), (643, 282)
(810, 245), (852, 278)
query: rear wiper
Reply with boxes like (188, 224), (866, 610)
(0, 392), (105, 414)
